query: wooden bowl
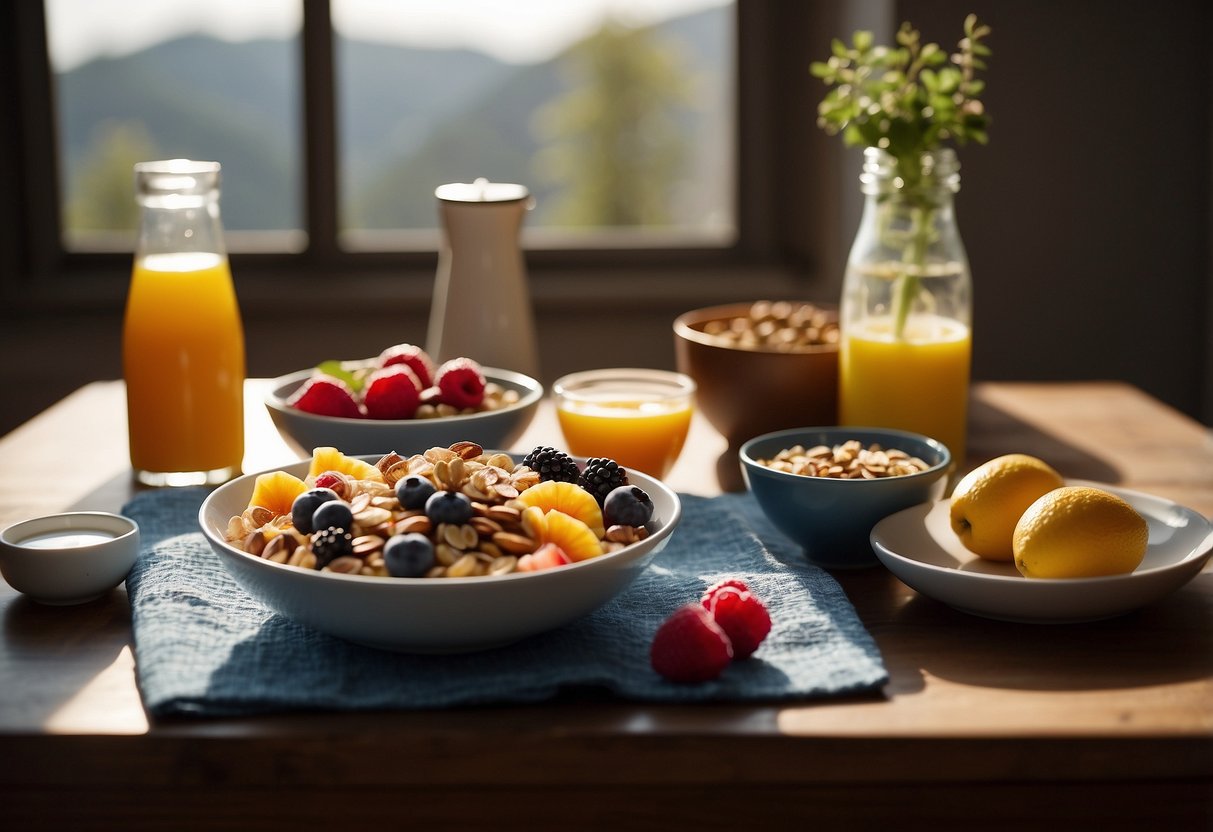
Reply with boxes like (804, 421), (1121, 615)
(673, 302), (839, 491)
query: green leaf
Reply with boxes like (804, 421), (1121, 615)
(317, 360), (363, 393)
(811, 15), (991, 152)
(937, 67), (961, 93)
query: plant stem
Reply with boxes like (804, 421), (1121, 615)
(891, 203), (934, 339)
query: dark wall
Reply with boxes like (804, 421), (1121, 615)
(893, 0), (1211, 419)
(0, 0), (1209, 437)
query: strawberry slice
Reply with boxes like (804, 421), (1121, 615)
(516, 543), (572, 572)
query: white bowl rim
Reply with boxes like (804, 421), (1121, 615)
(199, 453), (683, 588)
(265, 366), (544, 426)
(739, 425), (952, 483)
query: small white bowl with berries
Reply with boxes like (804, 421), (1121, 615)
(265, 344), (543, 457)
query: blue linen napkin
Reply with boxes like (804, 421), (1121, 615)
(123, 488), (887, 717)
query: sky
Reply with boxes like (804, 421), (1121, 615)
(46, 0), (729, 71)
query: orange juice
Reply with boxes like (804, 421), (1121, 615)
(556, 399), (692, 478)
(839, 314), (970, 462)
(123, 251), (245, 483)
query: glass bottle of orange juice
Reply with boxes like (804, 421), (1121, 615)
(839, 148), (972, 464)
(123, 160), (245, 486)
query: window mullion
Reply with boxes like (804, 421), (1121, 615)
(9, 2), (62, 282)
(301, 0), (340, 264)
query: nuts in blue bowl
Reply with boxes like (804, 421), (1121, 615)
(740, 426), (950, 569)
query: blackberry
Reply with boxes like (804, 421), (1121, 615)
(310, 526), (353, 567)
(521, 445), (580, 483)
(577, 457), (629, 506)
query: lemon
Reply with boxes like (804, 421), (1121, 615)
(949, 454), (1065, 560)
(1012, 486), (1148, 578)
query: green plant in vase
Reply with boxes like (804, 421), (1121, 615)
(812, 15), (990, 464)
(812, 15), (991, 338)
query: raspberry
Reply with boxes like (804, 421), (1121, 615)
(287, 374), (363, 418)
(700, 578), (751, 607)
(378, 343), (436, 388)
(434, 357), (486, 409)
(313, 471), (347, 497)
(577, 457), (629, 506)
(521, 446), (580, 483)
(363, 365), (422, 419)
(650, 604), (733, 683)
(702, 587), (771, 659)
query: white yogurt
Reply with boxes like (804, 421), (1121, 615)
(18, 530), (117, 549)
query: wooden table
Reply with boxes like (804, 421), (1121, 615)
(1, 381), (1210, 830)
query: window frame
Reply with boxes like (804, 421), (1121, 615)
(1, 1), (861, 310)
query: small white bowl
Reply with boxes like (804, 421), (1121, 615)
(271, 368), (550, 458)
(265, 367), (543, 458)
(0, 512), (140, 605)
(199, 456), (682, 653)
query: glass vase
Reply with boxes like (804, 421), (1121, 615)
(838, 147), (972, 464)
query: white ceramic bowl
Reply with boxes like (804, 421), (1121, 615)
(871, 481), (1213, 623)
(198, 456), (682, 653)
(265, 367), (543, 457)
(0, 512), (140, 605)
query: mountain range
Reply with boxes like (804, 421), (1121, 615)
(55, 6), (730, 233)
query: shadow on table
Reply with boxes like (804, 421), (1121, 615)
(963, 396), (1119, 481)
(888, 584), (1212, 691)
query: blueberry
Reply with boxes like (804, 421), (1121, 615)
(383, 533), (435, 578)
(311, 499), (354, 533)
(603, 485), (654, 528)
(425, 490), (473, 525)
(291, 487), (339, 534)
(396, 475), (437, 510)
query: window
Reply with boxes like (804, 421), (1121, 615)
(45, 0), (304, 251)
(42, 0), (735, 254)
(3, 2), (846, 298)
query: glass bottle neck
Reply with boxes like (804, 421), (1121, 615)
(859, 147), (960, 205)
(134, 160), (226, 257)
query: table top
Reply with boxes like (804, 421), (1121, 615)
(2, 380), (1210, 829)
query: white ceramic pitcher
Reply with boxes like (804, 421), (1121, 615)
(426, 179), (540, 378)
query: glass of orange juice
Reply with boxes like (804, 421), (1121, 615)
(553, 369), (695, 479)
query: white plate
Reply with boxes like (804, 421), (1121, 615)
(199, 455), (681, 653)
(870, 482), (1213, 623)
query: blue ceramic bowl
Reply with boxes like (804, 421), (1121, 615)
(740, 426), (951, 569)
